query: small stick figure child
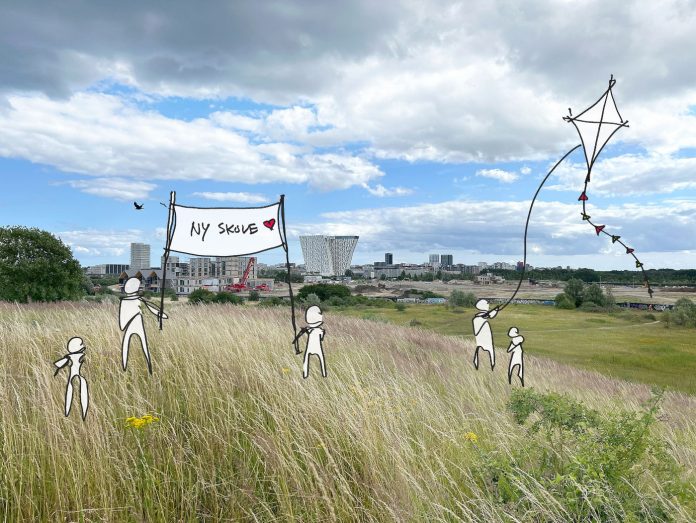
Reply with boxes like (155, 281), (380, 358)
(292, 305), (327, 379)
(54, 337), (89, 420)
(506, 327), (525, 387)
(119, 277), (168, 374)
(472, 299), (499, 370)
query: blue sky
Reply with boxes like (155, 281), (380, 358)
(1, 1), (695, 270)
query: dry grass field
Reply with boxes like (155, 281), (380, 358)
(1, 302), (695, 521)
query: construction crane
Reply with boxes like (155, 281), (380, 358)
(225, 257), (256, 292)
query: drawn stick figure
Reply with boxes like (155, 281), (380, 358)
(54, 337), (89, 420)
(472, 299), (498, 370)
(292, 305), (327, 379)
(119, 277), (168, 374)
(507, 327), (525, 387)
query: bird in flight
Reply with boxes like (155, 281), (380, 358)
(133, 202), (144, 210)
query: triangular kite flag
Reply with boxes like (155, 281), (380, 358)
(611, 235), (621, 243)
(582, 213), (591, 220)
(626, 247), (634, 254)
(636, 261), (643, 268)
(578, 192), (588, 201)
(594, 225), (605, 235)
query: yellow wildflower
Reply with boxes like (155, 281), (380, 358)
(464, 431), (478, 443)
(125, 413), (160, 429)
(282, 367), (290, 374)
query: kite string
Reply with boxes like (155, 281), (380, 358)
(497, 144), (582, 313)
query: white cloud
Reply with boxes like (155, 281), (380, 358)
(520, 166), (532, 175)
(192, 191), (270, 204)
(63, 177), (156, 200)
(292, 198), (696, 258)
(475, 168), (519, 183)
(57, 228), (147, 259)
(362, 184), (414, 197)
(548, 153), (696, 196)
(0, 93), (384, 193)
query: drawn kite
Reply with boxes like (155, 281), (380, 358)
(498, 76), (652, 313)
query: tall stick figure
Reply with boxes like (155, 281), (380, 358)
(472, 299), (498, 370)
(119, 277), (168, 374)
(292, 305), (327, 379)
(53, 337), (89, 420)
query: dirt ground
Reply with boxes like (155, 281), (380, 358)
(344, 279), (696, 305)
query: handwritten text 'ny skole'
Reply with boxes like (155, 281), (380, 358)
(190, 222), (259, 241)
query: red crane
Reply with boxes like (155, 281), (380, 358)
(225, 257), (256, 292)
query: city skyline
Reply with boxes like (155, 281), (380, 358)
(1, 3), (695, 272)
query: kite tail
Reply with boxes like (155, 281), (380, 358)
(578, 176), (653, 298)
(497, 144), (582, 313)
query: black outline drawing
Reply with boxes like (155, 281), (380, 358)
(292, 305), (327, 379)
(506, 327), (525, 387)
(498, 76), (651, 313)
(120, 276), (168, 374)
(472, 299), (498, 370)
(160, 192), (300, 352)
(53, 337), (89, 420)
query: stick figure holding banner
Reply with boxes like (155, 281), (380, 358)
(160, 192), (301, 354)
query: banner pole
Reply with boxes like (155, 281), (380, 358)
(280, 195), (300, 354)
(159, 191), (176, 331)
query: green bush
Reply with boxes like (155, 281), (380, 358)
(301, 292), (322, 307)
(188, 288), (214, 304)
(477, 389), (695, 521)
(298, 283), (350, 302)
(170, 294), (179, 302)
(213, 291), (243, 305)
(564, 278), (585, 307)
(579, 301), (604, 312)
(395, 302), (407, 312)
(257, 296), (289, 307)
(247, 290), (260, 301)
(555, 292), (576, 309)
(449, 289), (477, 307)
(668, 298), (696, 327)
(583, 283), (605, 307)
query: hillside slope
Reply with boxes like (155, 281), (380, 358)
(1, 303), (695, 521)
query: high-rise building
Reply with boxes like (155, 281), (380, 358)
(385, 252), (393, 265)
(429, 254), (440, 264)
(300, 235), (359, 276)
(130, 243), (151, 270)
(441, 254), (453, 266)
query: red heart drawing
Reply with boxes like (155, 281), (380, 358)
(263, 218), (276, 230)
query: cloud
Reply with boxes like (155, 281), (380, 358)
(547, 153), (696, 196)
(63, 177), (157, 200)
(192, 191), (270, 204)
(292, 197), (696, 258)
(520, 166), (532, 175)
(475, 168), (519, 183)
(0, 92), (384, 193)
(2, 1), (696, 165)
(362, 184), (414, 197)
(57, 228), (147, 259)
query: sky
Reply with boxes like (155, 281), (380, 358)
(1, 1), (695, 270)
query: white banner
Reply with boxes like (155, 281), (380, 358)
(168, 201), (285, 256)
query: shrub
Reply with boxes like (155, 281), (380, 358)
(395, 302), (407, 312)
(302, 293), (322, 307)
(188, 288), (214, 304)
(449, 290), (477, 308)
(579, 301), (604, 312)
(477, 389), (695, 520)
(583, 283), (605, 307)
(247, 290), (260, 301)
(298, 283), (350, 302)
(170, 294), (179, 302)
(257, 296), (289, 307)
(409, 318), (422, 327)
(213, 292), (243, 305)
(669, 298), (696, 327)
(555, 292), (576, 309)
(564, 278), (585, 307)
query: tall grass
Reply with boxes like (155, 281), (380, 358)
(0, 302), (695, 521)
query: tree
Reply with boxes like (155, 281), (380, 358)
(564, 278), (585, 307)
(248, 290), (260, 301)
(449, 290), (477, 308)
(583, 283), (605, 306)
(0, 226), (84, 302)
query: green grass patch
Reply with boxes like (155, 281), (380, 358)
(338, 303), (696, 395)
